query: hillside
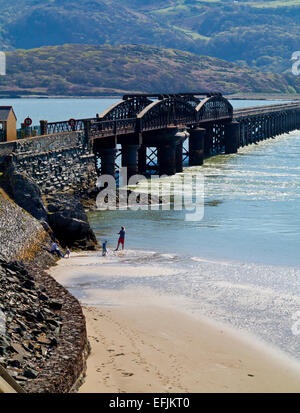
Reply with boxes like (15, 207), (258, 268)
(0, 44), (299, 97)
(0, 0), (299, 73)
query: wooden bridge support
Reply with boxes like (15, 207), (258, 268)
(188, 128), (205, 166)
(225, 121), (240, 154)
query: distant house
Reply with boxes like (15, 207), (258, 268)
(0, 106), (17, 142)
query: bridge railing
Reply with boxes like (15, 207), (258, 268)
(46, 118), (90, 134)
(140, 113), (196, 132)
(90, 118), (137, 137)
(234, 102), (300, 118)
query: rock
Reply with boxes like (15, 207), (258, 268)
(22, 279), (35, 290)
(23, 367), (38, 379)
(2, 166), (48, 222)
(47, 193), (97, 250)
(14, 376), (28, 382)
(48, 300), (63, 311)
(38, 292), (49, 302)
(50, 337), (58, 347)
(37, 334), (51, 345)
(10, 343), (28, 356)
(8, 358), (22, 368)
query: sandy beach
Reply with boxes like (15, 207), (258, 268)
(49, 253), (300, 393)
(79, 305), (300, 393)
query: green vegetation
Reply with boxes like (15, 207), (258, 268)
(0, 44), (299, 96)
(0, 0), (298, 73)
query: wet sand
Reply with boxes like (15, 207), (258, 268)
(49, 254), (300, 393)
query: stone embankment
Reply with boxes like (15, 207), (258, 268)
(0, 259), (88, 393)
(0, 126), (100, 392)
(0, 155), (99, 392)
(0, 188), (92, 392)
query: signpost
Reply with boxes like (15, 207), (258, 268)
(68, 118), (77, 130)
(24, 117), (32, 127)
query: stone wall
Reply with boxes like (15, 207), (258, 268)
(0, 131), (97, 195)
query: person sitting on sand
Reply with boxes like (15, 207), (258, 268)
(51, 242), (64, 257)
(102, 240), (108, 257)
(115, 226), (125, 251)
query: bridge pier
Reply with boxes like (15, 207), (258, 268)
(265, 117), (270, 139)
(157, 143), (177, 176)
(269, 116), (274, 138)
(138, 144), (147, 175)
(143, 127), (187, 176)
(204, 125), (213, 155)
(225, 122), (240, 154)
(176, 141), (183, 173)
(188, 128), (205, 166)
(99, 147), (117, 176)
(122, 144), (140, 180)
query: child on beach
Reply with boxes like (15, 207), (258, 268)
(102, 240), (108, 256)
(65, 248), (70, 258)
(115, 226), (125, 251)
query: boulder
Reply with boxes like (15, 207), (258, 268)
(8, 173), (48, 222)
(46, 193), (97, 250)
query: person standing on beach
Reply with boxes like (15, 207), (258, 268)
(115, 226), (125, 251)
(102, 240), (108, 256)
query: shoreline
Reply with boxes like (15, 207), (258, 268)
(49, 253), (300, 393)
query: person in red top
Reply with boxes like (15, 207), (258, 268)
(115, 226), (125, 251)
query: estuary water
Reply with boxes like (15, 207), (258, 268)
(4, 98), (300, 360)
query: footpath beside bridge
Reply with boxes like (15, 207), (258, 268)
(0, 93), (300, 193)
